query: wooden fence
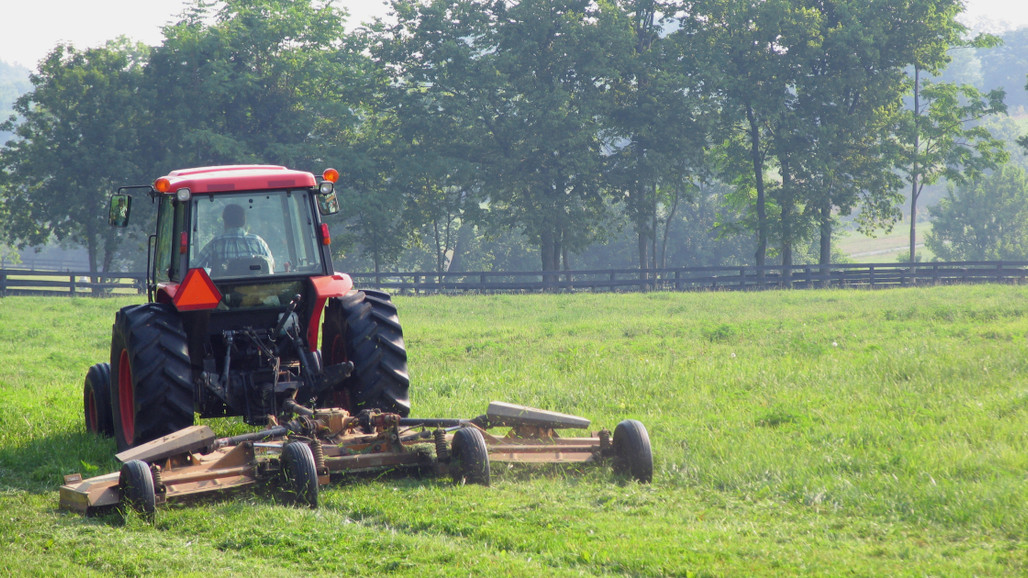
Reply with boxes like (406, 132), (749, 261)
(3, 261), (1028, 297)
(0, 270), (145, 297)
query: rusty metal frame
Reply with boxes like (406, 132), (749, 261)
(60, 402), (624, 516)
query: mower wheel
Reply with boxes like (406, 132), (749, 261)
(612, 419), (653, 483)
(322, 290), (410, 416)
(120, 460), (156, 520)
(84, 363), (114, 437)
(109, 304), (194, 451)
(450, 427), (490, 486)
(280, 441), (319, 509)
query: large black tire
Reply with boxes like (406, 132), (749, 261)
(280, 441), (319, 508)
(322, 290), (410, 416)
(450, 427), (491, 486)
(109, 304), (194, 452)
(120, 459), (156, 520)
(84, 362), (114, 437)
(612, 419), (653, 483)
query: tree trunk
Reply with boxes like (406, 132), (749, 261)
(819, 201), (832, 268)
(780, 159), (793, 286)
(909, 66), (921, 264)
(540, 227), (559, 288)
(85, 220), (101, 291)
(660, 183), (682, 269)
(433, 220), (445, 272)
(746, 103), (768, 274)
(637, 228), (648, 271)
(446, 222), (475, 273)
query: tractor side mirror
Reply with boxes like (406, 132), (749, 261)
(109, 194), (132, 227)
(317, 182), (340, 215)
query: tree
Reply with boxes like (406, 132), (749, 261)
(783, 0), (923, 266)
(896, 4), (1009, 264)
(146, 0), (357, 169)
(379, 0), (625, 274)
(899, 74), (1007, 262)
(0, 40), (150, 276)
(606, 0), (709, 270)
(685, 0), (824, 272)
(926, 165), (1028, 260)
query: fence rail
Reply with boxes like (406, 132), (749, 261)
(0, 270), (145, 297)
(349, 261), (1028, 294)
(4, 261), (1026, 298)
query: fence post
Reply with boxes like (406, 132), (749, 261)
(0, 269), (6, 297)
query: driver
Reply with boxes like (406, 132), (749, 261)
(195, 204), (275, 274)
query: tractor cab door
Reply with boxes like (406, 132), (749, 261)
(149, 195), (188, 301)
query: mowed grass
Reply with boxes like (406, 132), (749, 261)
(0, 287), (1025, 576)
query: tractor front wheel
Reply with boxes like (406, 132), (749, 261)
(109, 304), (194, 452)
(83, 363), (114, 437)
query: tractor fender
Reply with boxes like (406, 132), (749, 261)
(306, 273), (354, 350)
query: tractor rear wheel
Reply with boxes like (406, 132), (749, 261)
(450, 427), (490, 486)
(119, 459), (156, 520)
(109, 304), (194, 452)
(84, 362), (114, 437)
(322, 290), (410, 416)
(280, 441), (319, 508)
(612, 419), (653, 483)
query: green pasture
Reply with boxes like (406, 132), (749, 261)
(0, 287), (1025, 576)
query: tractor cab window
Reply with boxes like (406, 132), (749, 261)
(153, 196), (187, 284)
(189, 190), (323, 281)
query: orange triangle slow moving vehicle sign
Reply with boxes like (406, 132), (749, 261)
(173, 268), (223, 311)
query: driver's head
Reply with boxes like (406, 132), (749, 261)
(223, 204), (245, 229)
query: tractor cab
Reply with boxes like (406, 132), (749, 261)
(111, 165), (341, 309)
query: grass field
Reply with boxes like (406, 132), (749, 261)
(0, 287), (1025, 576)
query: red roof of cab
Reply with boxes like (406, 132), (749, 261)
(156, 165), (317, 194)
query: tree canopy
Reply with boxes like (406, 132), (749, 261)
(0, 0), (1018, 274)
(927, 165), (1028, 260)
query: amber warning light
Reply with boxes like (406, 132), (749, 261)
(322, 168), (339, 183)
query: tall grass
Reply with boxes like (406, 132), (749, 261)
(0, 287), (1025, 575)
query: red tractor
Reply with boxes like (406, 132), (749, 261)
(83, 165), (409, 451)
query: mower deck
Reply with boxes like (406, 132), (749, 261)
(60, 402), (652, 517)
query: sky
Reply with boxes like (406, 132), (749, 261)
(0, 0), (392, 69)
(1, 0), (1026, 70)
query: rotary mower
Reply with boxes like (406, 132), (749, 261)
(61, 401), (652, 517)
